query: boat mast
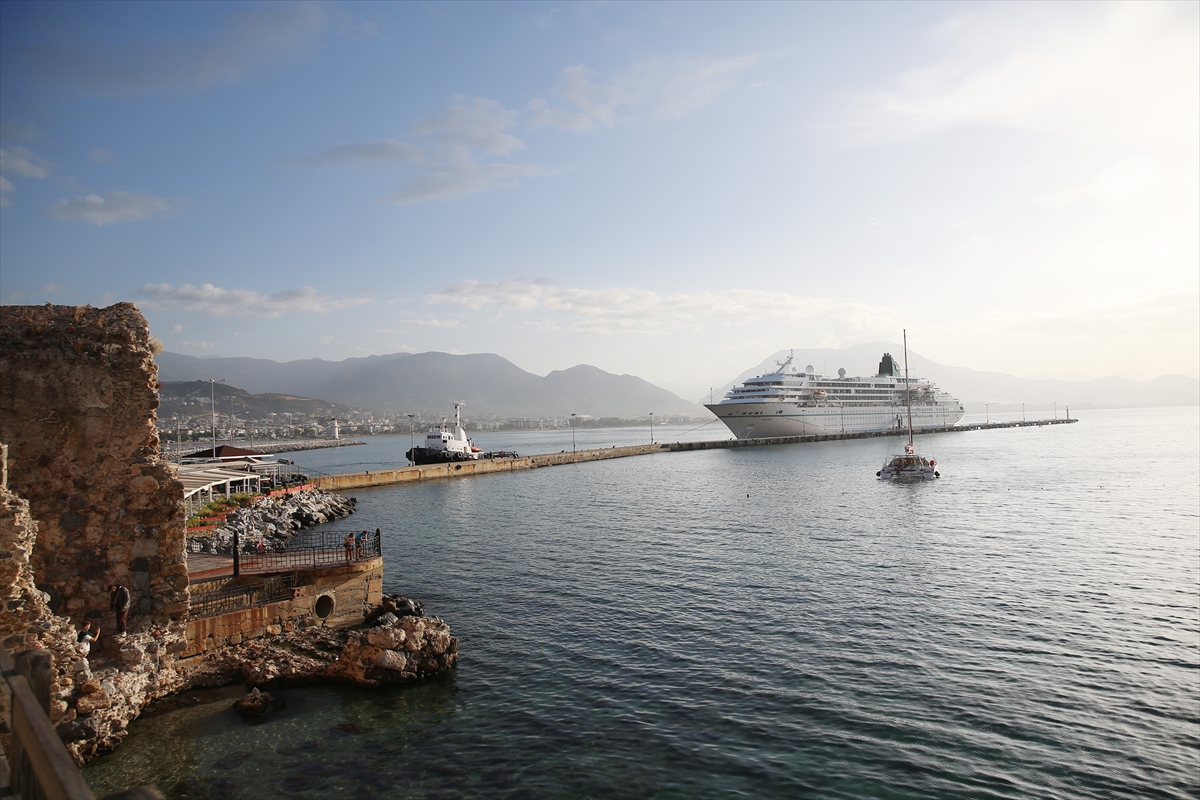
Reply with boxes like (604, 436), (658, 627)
(903, 329), (914, 447)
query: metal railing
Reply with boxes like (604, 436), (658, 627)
(188, 574), (295, 619)
(235, 529), (381, 574)
(0, 645), (96, 800)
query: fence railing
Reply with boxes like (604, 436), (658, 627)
(236, 529), (381, 574)
(0, 645), (96, 800)
(188, 574), (295, 619)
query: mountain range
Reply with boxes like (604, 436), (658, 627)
(155, 352), (702, 419)
(714, 343), (1200, 411)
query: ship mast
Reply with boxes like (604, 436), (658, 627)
(903, 329), (914, 447)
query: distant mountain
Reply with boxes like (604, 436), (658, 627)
(709, 343), (1200, 411)
(158, 380), (371, 424)
(156, 351), (703, 418)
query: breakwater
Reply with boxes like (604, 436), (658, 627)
(314, 418), (1076, 491)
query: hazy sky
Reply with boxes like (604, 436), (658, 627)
(1, 1), (1196, 396)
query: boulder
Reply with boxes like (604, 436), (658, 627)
(233, 687), (284, 721)
(374, 650), (408, 672)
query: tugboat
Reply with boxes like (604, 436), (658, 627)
(406, 403), (482, 465)
(878, 331), (941, 481)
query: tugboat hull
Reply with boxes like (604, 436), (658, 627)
(406, 447), (479, 465)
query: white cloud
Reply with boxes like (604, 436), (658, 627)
(137, 283), (372, 319)
(169, 325), (183, 334)
(15, 4), (329, 96)
(426, 279), (895, 338)
(384, 315), (461, 329)
(88, 148), (117, 164)
(0, 146), (53, 179)
(411, 96), (525, 156)
(391, 162), (549, 204)
(836, 2), (1199, 147)
(45, 191), (183, 226)
(181, 341), (216, 351)
(1036, 156), (1163, 208)
(530, 55), (761, 131)
(290, 95), (546, 203)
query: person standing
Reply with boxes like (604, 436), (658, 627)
(109, 584), (131, 634)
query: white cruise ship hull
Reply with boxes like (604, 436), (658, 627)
(704, 402), (965, 439)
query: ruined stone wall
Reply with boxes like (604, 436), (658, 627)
(0, 444), (79, 735)
(0, 303), (188, 632)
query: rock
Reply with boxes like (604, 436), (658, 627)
(80, 678), (102, 695)
(372, 612), (399, 628)
(233, 687), (284, 721)
(374, 649), (407, 672)
(75, 692), (112, 715)
(57, 718), (98, 743)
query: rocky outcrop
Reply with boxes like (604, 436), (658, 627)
(232, 687), (284, 721)
(179, 601), (456, 691)
(187, 490), (357, 555)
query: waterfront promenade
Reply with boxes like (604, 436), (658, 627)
(313, 418), (1077, 491)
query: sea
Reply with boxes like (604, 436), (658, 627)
(85, 407), (1200, 799)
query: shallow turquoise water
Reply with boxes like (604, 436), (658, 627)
(86, 408), (1200, 799)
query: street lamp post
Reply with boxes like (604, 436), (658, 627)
(571, 413), (576, 453)
(1022, 403), (1025, 422)
(407, 414), (416, 463)
(649, 412), (654, 446)
(207, 378), (226, 458)
(985, 403), (989, 424)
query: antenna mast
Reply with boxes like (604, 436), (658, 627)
(903, 329), (914, 447)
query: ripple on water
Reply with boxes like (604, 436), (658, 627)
(84, 410), (1200, 799)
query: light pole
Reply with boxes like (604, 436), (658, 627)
(207, 378), (226, 457)
(985, 403), (989, 424)
(649, 412), (654, 445)
(571, 413), (576, 453)
(407, 414), (416, 463)
(1054, 402), (1057, 420)
(1022, 403), (1025, 422)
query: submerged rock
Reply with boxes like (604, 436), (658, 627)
(233, 687), (285, 721)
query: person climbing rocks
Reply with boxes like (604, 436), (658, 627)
(110, 584), (131, 634)
(77, 622), (99, 661)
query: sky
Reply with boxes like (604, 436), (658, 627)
(1, 1), (1196, 399)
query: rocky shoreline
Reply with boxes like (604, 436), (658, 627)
(188, 489), (357, 554)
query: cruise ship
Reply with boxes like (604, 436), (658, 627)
(705, 351), (964, 439)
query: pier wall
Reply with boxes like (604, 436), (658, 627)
(314, 419), (1077, 491)
(181, 558), (383, 660)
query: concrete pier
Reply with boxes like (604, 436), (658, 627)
(313, 418), (1076, 491)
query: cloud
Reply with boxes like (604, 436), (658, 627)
(1036, 156), (1163, 208)
(384, 315), (461, 330)
(392, 162), (549, 204)
(45, 192), (184, 226)
(88, 148), (117, 164)
(0, 146), (53, 179)
(530, 56), (761, 131)
(137, 283), (372, 318)
(181, 341), (216, 351)
(411, 96), (525, 156)
(284, 139), (425, 167)
(169, 325), (183, 334)
(425, 279), (894, 338)
(39, 283), (65, 294)
(289, 95), (546, 203)
(9, 4), (329, 96)
(835, 2), (1199, 147)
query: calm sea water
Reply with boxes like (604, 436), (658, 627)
(86, 408), (1200, 799)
